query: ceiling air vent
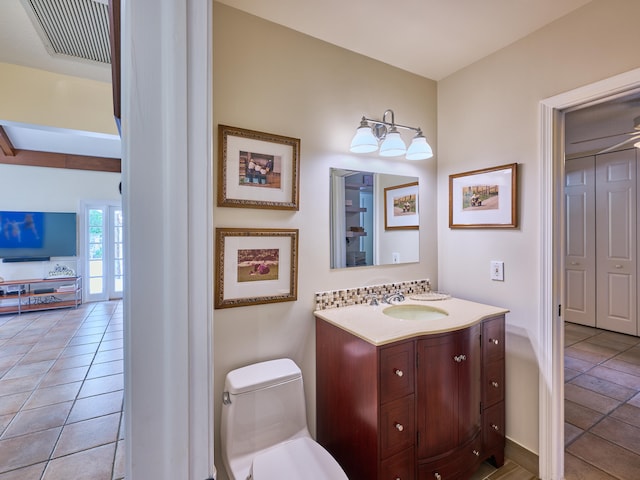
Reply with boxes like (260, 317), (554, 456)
(22, 0), (111, 64)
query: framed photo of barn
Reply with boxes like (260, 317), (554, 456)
(449, 163), (517, 228)
(217, 125), (300, 210)
(214, 228), (299, 308)
(384, 181), (419, 230)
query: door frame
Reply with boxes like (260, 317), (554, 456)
(540, 67), (640, 479)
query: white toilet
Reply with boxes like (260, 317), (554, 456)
(220, 358), (348, 480)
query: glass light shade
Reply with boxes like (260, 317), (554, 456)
(406, 136), (433, 160)
(635, 140), (640, 149)
(350, 126), (378, 153)
(379, 130), (406, 157)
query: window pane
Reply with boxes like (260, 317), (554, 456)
(89, 244), (103, 260)
(89, 210), (103, 226)
(89, 260), (104, 277)
(90, 229), (103, 244)
(89, 278), (104, 295)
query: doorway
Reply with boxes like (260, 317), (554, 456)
(540, 67), (640, 479)
(82, 202), (124, 302)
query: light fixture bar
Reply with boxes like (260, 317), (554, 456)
(350, 109), (433, 160)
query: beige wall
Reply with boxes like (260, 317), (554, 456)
(213, 3), (437, 477)
(0, 62), (116, 134)
(438, 0), (640, 454)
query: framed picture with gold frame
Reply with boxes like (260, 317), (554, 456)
(217, 125), (300, 210)
(449, 163), (517, 228)
(214, 228), (299, 309)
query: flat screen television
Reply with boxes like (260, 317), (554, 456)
(0, 211), (77, 262)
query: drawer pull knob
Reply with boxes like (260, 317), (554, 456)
(489, 338), (499, 345)
(454, 354), (466, 363)
(491, 423), (500, 431)
(434, 473), (442, 480)
(394, 422), (404, 432)
(473, 449), (480, 456)
(394, 369), (404, 377)
(491, 381), (499, 388)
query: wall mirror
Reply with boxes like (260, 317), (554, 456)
(330, 168), (419, 268)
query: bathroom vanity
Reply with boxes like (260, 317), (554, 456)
(314, 298), (508, 480)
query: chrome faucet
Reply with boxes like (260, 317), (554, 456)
(365, 293), (379, 306)
(382, 291), (405, 304)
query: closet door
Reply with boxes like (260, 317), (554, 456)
(596, 150), (637, 335)
(565, 156), (596, 327)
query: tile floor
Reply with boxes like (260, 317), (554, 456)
(0, 300), (123, 480)
(565, 322), (640, 479)
(7, 306), (638, 479)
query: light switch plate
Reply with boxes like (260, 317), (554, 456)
(490, 261), (504, 281)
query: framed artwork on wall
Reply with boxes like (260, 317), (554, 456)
(384, 181), (419, 230)
(214, 228), (299, 309)
(217, 125), (300, 210)
(449, 163), (517, 228)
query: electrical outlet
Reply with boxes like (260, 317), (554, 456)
(392, 252), (400, 264)
(490, 261), (504, 281)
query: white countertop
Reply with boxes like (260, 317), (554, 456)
(314, 297), (509, 346)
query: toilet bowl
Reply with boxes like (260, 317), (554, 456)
(220, 358), (347, 480)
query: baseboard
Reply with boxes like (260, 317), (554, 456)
(505, 437), (539, 477)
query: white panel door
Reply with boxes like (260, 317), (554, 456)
(596, 150), (637, 335)
(565, 156), (596, 326)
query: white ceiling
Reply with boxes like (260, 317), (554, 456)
(1, 0), (638, 158)
(217, 0), (594, 81)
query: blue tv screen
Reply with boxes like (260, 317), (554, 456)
(0, 211), (77, 259)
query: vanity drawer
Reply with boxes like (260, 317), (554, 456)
(417, 455), (461, 480)
(482, 359), (504, 407)
(482, 316), (504, 364)
(380, 341), (415, 404)
(381, 394), (415, 459)
(380, 446), (415, 480)
(483, 401), (505, 452)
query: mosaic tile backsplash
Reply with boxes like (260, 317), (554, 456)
(315, 279), (431, 311)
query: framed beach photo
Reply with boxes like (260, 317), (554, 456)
(449, 163), (517, 228)
(214, 228), (299, 309)
(217, 125), (300, 210)
(384, 181), (419, 230)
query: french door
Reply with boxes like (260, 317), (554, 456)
(83, 203), (124, 302)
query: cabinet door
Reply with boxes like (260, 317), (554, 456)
(417, 333), (459, 458)
(417, 327), (481, 460)
(457, 324), (481, 444)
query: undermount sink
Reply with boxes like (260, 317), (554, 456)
(382, 304), (449, 321)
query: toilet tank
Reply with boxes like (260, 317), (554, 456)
(221, 358), (311, 476)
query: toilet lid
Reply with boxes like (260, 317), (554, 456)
(250, 437), (347, 480)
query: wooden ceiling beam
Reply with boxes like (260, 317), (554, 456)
(0, 147), (121, 173)
(109, 0), (121, 124)
(0, 126), (16, 156)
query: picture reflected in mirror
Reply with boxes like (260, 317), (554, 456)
(330, 168), (419, 268)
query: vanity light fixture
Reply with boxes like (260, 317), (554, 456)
(349, 109), (433, 160)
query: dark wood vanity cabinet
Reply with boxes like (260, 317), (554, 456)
(316, 314), (505, 480)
